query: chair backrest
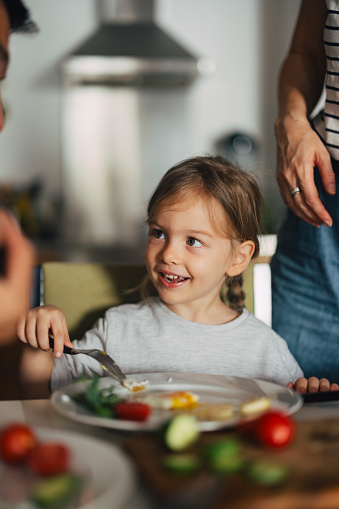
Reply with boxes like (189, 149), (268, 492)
(42, 261), (254, 339)
(42, 262), (148, 338)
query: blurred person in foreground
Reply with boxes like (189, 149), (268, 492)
(271, 0), (339, 381)
(0, 0), (37, 343)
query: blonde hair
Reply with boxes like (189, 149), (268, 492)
(143, 155), (262, 311)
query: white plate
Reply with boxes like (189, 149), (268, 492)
(51, 372), (303, 432)
(0, 427), (136, 509)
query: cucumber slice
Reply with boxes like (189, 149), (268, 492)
(204, 438), (244, 474)
(247, 461), (288, 485)
(30, 473), (83, 509)
(162, 453), (201, 474)
(209, 454), (245, 474)
(161, 414), (200, 452)
(203, 438), (242, 461)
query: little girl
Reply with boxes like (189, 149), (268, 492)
(17, 156), (338, 398)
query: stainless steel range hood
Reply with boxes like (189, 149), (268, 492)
(61, 0), (212, 87)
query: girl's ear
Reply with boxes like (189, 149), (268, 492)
(226, 241), (255, 277)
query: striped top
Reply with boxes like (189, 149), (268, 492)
(312, 0), (339, 161)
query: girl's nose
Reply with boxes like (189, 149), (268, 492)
(161, 240), (181, 264)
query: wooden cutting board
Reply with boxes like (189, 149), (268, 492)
(124, 419), (339, 509)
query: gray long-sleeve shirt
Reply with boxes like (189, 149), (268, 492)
(51, 297), (303, 392)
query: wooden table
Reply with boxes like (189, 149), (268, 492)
(1, 398), (339, 509)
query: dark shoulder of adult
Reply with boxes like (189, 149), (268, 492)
(2, 0), (38, 33)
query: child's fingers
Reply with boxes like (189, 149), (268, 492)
(50, 316), (72, 359)
(17, 312), (30, 345)
(50, 326), (65, 358)
(62, 315), (73, 349)
(289, 377), (337, 393)
(306, 376), (321, 392)
(293, 377), (308, 393)
(23, 314), (40, 349)
(319, 378), (331, 392)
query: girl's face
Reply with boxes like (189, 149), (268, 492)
(145, 195), (254, 321)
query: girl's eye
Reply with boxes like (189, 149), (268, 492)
(150, 228), (165, 239)
(187, 237), (203, 247)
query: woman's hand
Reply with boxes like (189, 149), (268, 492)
(275, 114), (336, 227)
(288, 376), (339, 393)
(17, 305), (73, 359)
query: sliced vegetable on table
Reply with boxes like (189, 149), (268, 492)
(203, 438), (244, 474)
(161, 414), (200, 452)
(0, 423), (37, 465)
(239, 410), (296, 448)
(27, 443), (70, 476)
(30, 473), (83, 509)
(0, 422), (85, 509)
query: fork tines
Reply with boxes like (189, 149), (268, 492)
(100, 356), (126, 381)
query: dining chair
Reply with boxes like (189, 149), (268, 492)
(41, 262), (148, 339)
(41, 261), (255, 340)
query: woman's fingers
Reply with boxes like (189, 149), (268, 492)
(277, 160), (330, 226)
(275, 124), (334, 226)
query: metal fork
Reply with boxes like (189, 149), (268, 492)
(48, 332), (126, 382)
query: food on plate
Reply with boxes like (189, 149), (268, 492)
(140, 390), (200, 410)
(30, 473), (83, 509)
(115, 401), (152, 422)
(27, 443), (70, 476)
(69, 375), (278, 427)
(161, 414), (200, 451)
(162, 453), (201, 474)
(0, 423), (38, 465)
(191, 402), (234, 421)
(72, 376), (152, 422)
(73, 376), (122, 418)
(238, 410), (296, 448)
(121, 378), (149, 392)
(238, 396), (272, 418)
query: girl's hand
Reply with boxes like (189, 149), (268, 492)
(17, 305), (73, 358)
(288, 376), (339, 393)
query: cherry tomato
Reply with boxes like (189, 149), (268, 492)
(115, 401), (152, 421)
(27, 443), (70, 476)
(239, 411), (296, 448)
(0, 423), (37, 465)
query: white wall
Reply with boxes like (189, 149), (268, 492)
(0, 0), (300, 231)
(0, 0), (98, 193)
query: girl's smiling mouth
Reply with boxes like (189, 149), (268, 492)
(159, 271), (189, 287)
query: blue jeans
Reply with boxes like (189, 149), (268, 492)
(271, 163), (339, 382)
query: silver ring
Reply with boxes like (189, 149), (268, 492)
(290, 187), (301, 198)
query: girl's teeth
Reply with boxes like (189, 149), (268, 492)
(163, 273), (185, 282)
